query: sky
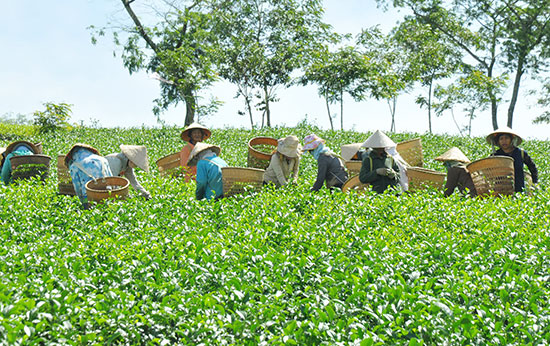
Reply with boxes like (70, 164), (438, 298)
(1, 0), (548, 141)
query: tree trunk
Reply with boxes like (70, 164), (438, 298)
(427, 78), (433, 133)
(264, 84), (271, 127)
(246, 96), (254, 129)
(387, 97), (397, 132)
(325, 90), (334, 131)
(182, 86), (196, 126)
(507, 56), (525, 128)
(340, 87), (344, 130)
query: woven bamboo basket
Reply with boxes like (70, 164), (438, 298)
(10, 154), (51, 182)
(222, 167), (265, 197)
(342, 175), (370, 193)
(396, 138), (423, 167)
(406, 167), (446, 191)
(345, 160), (362, 176)
(86, 176), (129, 203)
(466, 156), (515, 197)
(156, 152), (182, 177)
(57, 154), (75, 195)
(247, 137), (277, 169)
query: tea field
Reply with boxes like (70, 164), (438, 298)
(1, 123), (549, 345)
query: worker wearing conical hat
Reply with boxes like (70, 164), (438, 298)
(358, 130), (400, 194)
(486, 127), (538, 192)
(435, 147), (476, 197)
(303, 134), (348, 191)
(65, 143), (113, 209)
(105, 145), (151, 199)
(187, 142), (227, 201)
(179, 122), (212, 183)
(1, 141), (39, 184)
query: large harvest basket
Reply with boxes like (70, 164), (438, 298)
(57, 154), (76, 195)
(396, 138), (423, 167)
(222, 167), (265, 197)
(156, 152), (182, 177)
(247, 137), (277, 169)
(466, 156), (514, 197)
(407, 167), (446, 191)
(85, 176), (129, 203)
(10, 154), (51, 182)
(342, 175), (370, 193)
(345, 161), (362, 176)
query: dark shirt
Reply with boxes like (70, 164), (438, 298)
(359, 151), (400, 194)
(312, 154), (348, 191)
(444, 165), (476, 197)
(492, 148), (538, 192)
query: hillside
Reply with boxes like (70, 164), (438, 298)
(1, 124), (549, 344)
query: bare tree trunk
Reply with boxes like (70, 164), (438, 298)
(340, 87), (344, 130)
(264, 84), (271, 127)
(427, 78), (433, 133)
(325, 90), (334, 131)
(387, 97), (397, 132)
(507, 56), (525, 128)
(450, 109), (464, 136)
(183, 88), (196, 126)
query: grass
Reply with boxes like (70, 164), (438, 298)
(0, 122), (549, 345)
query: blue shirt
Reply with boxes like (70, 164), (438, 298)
(195, 155), (228, 200)
(68, 148), (112, 203)
(1, 145), (34, 184)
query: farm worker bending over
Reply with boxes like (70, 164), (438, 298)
(1, 141), (39, 184)
(359, 130), (400, 194)
(180, 122), (211, 183)
(263, 135), (302, 187)
(65, 144), (113, 209)
(434, 147), (476, 197)
(187, 143), (228, 201)
(486, 127), (538, 192)
(302, 134), (348, 191)
(105, 145), (151, 199)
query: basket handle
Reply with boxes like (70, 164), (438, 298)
(72, 161), (108, 184)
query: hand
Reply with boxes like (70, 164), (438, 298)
(376, 168), (390, 176)
(387, 169), (397, 179)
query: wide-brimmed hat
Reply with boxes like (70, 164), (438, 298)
(434, 147), (470, 163)
(180, 122), (212, 142)
(187, 142), (221, 166)
(277, 135), (302, 158)
(4, 141), (39, 156)
(361, 130), (396, 149)
(120, 145), (150, 172)
(302, 134), (325, 151)
(65, 143), (100, 166)
(486, 126), (523, 146)
(341, 143), (363, 161)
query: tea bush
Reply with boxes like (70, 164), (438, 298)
(0, 124), (549, 345)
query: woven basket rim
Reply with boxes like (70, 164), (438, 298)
(407, 166), (445, 175)
(85, 176), (129, 193)
(342, 175), (369, 192)
(466, 156), (514, 171)
(222, 166), (266, 173)
(396, 137), (422, 147)
(156, 152), (180, 165)
(248, 137), (277, 160)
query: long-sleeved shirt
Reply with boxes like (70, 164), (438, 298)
(68, 148), (113, 203)
(105, 153), (151, 199)
(263, 153), (300, 187)
(1, 146), (35, 184)
(180, 143), (196, 182)
(444, 165), (476, 197)
(359, 151), (400, 194)
(492, 147), (538, 192)
(195, 154), (228, 200)
(311, 154), (348, 191)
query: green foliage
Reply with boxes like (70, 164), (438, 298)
(32, 102), (72, 134)
(1, 124), (549, 344)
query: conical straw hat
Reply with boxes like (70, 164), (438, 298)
(120, 145), (150, 172)
(65, 143), (100, 166)
(434, 147), (470, 163)
(180, 122), (212, 142)
(187, 142), (221, 166)
(486, 126), (523, 146)
(341, 143), (363, 161)
(361, 130), (396, 149)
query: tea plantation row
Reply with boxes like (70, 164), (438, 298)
(1, 124), (549, 345)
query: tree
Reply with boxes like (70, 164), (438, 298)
(381, 0), (550, 129)
(91, 0), (221, 126)
(300, 46), (367, 130)
(392, 18), (461, 133)
(214, 0), (332, 128)
(33, 102), (72, 134)
(532, 80), (550, 124)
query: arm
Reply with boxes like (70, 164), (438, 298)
(359, 156), (378, 184)
(291, 156), (300, 184)
(195, 161), (207, 200)
(123, 167), (151, 199)
(391, 159), (400, 182)
(311, 156), (328, 191)
(271, 155), (289, 186)
(523, 150), (538, 184)
(1, 153), (14, 184)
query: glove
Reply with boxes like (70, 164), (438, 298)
(387, 169), (397, 179)
(376, 168), (390, 176)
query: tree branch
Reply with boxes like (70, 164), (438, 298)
(121, 0), (159, 53)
